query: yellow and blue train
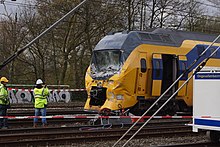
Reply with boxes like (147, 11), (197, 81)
(84, 28), (220, 115)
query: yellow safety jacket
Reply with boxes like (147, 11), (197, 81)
(0, 84), (9, 105)
(34, 87), (49, 108)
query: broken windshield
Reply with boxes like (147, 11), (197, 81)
(90, 50), (124, 79)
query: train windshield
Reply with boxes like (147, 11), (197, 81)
(90, 50), (124, 79)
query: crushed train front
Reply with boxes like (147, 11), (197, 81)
(85, 49), (122, 113)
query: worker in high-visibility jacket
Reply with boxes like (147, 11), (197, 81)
(33, 79), (49, 128)
(0, 77), (10, 129)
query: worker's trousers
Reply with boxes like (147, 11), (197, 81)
(0, 104), (8, 128)
(34, 108), (47, 124)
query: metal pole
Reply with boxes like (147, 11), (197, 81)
(0, 0), (89, 70)
(112, 35), (220, 147)
(121, 46), (220, 147)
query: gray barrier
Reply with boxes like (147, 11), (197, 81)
(8, 90), (72, 103)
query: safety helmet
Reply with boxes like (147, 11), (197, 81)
(36, 79), (43, 85)
(0, 77), (9, 83)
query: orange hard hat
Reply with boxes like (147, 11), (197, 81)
(0, 77), (9, 83)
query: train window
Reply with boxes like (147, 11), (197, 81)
(210, 47), (217, 57)
(156, 60), (160, 78)
(140, 58), (147, 73)
(150, 34), (161, 41)
(160, 35), (173, 43)
(138, 33), (151, 41)
(197, 46), (205, 55)
(182, 62), (188, 79)
(90, 50), (124, 79)
(138, 33), (174, 44)
(182, 62), (186, 70)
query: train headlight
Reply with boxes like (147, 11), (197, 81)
(116, 94), (124, 100)
(108, 80), (114, 85)
(108, 92), (115, 101)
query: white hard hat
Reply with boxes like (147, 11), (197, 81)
(36, 79), (43, 85)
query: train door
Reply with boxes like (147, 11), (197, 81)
(161, 54), (178, 96)
(136, 53), (148, 95)
(152, 54), (163, 96)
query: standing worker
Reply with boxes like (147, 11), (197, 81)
(33, 79), (49, 128)
(0, 77), (10, 129)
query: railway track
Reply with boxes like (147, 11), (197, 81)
(4, 104), (203, 146)
(8, 109), (95, 116)
(8, 118), (90, 128)
(159, 142), (220, 147)
(7, 103), (95, 128)
(6, 114), (190, 128)
(7, 109), (97, 128)
(10, 102), (84, 108)
(8, 102), (86, 116)
(0, 119), (197, 146)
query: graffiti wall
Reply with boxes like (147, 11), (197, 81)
(8, 90), (71, 104)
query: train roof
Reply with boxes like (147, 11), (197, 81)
(94, 28), (220, 57)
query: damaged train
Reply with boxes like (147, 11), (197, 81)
(84, 28), (220, 115)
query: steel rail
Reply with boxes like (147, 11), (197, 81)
(0, 124), (197, 146)
(158, 142), (219, 147)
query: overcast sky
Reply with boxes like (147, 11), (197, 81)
(0, 0), (219, 16)
(0, 0), (34, 15)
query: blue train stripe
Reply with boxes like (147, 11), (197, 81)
(195, 118), (220, 127)
(186, 45), (220, 73)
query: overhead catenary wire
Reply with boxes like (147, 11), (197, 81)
(1, 1), (219, 20)
(112, 35), (220, 147)
(2, 0), (220, 10)
(196, 1), (220, 9)
(0, 0), (89, 70)
(3, 1), (36, 8)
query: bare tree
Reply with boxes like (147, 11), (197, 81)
(0, 10), (30, 83)
(0, 0), (219, 88)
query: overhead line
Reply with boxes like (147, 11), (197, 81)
(195, 1), (220, 9)
(4, 1), (36, 8)
(2, 0), (220, 10)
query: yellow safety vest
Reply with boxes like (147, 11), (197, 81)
(0, 84), (9, 105)
(34, 87), (49, 108)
